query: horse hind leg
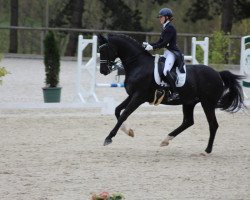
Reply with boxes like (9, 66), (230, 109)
(201, 103), (219, 154)
(161, 104), (196, 146)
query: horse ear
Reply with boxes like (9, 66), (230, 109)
(98, 34), (108, 45)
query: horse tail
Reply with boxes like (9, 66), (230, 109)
(217, 70), (245, 112)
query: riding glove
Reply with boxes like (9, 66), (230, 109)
(145, 44), (153, 51)
(142, 42), (148, 47)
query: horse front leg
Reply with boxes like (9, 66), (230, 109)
(115, 96), (134, 137)
(115, 96), (131, 118)
(104, 93), (145, 146)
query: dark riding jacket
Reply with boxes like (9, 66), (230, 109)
(150, 22), (180, 53)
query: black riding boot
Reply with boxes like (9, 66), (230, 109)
(166, 71), (179, 101)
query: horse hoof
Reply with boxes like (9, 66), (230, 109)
(103, 138), (112, 146)
(200, 152), (210, 156)
(160, 141), (169, 147)
(128, 129), (134, 137)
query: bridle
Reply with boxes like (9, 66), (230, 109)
(99, 42), (143, 73)
(99, 43), (118, 73)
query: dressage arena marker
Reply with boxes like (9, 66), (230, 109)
(240, 36), (250, 96)
(75, 35), (209, 112)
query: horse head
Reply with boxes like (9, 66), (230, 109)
(98, 34), (152, 75)
(98, 34), (118, 75)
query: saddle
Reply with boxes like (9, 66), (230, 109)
(151, 53), (186, 105)
(158, 51), (185, 83)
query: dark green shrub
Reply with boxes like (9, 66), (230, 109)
(44, 31), (60, 87)
(195, 45), (204, 64)
(209, 31), (230, 65)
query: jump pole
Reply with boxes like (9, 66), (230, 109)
(96, 83), (125, 87)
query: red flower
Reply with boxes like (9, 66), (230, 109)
(91, 191), (110, 200)
(99, 191), (110, 200)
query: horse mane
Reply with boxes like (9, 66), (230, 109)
(107, 33), (152, 56)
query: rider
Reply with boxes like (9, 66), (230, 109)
(144, 8), (181, 101)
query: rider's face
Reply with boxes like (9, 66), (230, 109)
(159, 16), (167, 24)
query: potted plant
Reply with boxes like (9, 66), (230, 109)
(42, 31), (61, 103)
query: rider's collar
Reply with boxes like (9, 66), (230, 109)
(163, 20), (170, 29)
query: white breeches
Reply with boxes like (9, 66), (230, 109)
(163, 50), (175, 76)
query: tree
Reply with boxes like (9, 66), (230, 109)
(100, 0), (143, 31)
(185, 0), (250, 33)
(221, 0), (234, 33)
(9, 0), (18, 53)
(50, 0), (84, 56)
(65, 0), (84, 56)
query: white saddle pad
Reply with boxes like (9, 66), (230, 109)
(154, 54), (186, 88)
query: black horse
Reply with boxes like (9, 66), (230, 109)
(98, 33), (245, 154)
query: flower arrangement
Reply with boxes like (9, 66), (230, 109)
(91, 192), (125, 200)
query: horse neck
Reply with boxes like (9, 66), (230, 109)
(111, 38), (143, 68)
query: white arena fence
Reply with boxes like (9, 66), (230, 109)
(184, 37), (209, 66)
(240, 35), (250, 90)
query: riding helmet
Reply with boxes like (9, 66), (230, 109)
(158, 8), (173, 18)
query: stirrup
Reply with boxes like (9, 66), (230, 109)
(150, 90), (165, 106)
